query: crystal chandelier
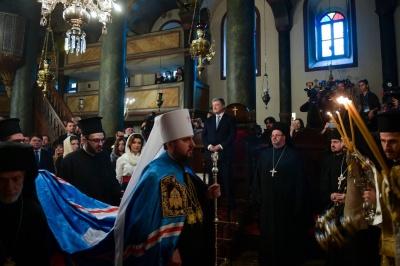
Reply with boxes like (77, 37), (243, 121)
(38, 0), (120, 55)
(188, 0), (215, 77)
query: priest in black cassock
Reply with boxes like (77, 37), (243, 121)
(0, 142), (50, 265)
(319, 129), (347, 212)
(59, 117), (121, 206)
(318, 129), (348, 265)
(251, 122), (311, 266)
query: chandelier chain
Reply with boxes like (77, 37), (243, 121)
(263, 0), (268, 86)
(188, 0), (198, 46)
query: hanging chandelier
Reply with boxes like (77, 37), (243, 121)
(261, 1), (270, 109)
(37, 19), (58, 98)
(0, 13), (26, 98)
(38, 0), (121, 55)
(188, 0), (215, 77)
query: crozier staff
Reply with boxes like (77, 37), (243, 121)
(251, 122), (311, 266)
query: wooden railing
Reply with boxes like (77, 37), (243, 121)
(46, 85), (74, 125)
(35, 85), (73, 141)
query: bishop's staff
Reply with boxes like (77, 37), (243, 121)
(211, 151), (219, 266)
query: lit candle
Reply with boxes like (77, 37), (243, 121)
(339, 98), (355, 148)
(347, 100), (389, 176)
(336, 110), (349, 144)
(327, 111), (351, 149)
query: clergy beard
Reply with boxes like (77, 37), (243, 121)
(84, 142), (98, 155)
(0, 190), (21, 204)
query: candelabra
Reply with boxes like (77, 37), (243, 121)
(78, 98), (84, 110)
(124, 98), (135, 117)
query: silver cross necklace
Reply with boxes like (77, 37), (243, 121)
(270, 145), (287, 177)
(338, 154), (348, 189)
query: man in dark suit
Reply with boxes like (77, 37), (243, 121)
(30, 133), (56, 174)
(55, 121), (76, 144)
(202, 97), (237, 209)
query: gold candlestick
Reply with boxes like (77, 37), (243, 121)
(327, 112), (352, 150)
(336, 110), (350, 146)
(346, 100), (389, 176)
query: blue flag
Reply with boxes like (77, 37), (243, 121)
(35, 170), (118, 264)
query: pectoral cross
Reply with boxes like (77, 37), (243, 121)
(338, 174), (345, 189)
(270, 168), (277, 177)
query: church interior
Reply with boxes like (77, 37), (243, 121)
(1, 0), (400, 264)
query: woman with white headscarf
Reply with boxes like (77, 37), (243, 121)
(115, 133), (146, 191)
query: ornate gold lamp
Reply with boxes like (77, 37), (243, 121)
(188, 0), (215, 77)
(38, 0), (121, 55)
(156, 91), (164, 112)
(37, 20), (58, 98)
(0, 13), (27, 98)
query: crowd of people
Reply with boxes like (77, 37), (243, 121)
(155, 67), (184, 84)
(1, 78), (400, 266)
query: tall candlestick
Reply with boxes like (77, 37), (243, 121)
(347, 100), (389, 176)
(336, 110), (349, 143)
(327, 112), (352, 150)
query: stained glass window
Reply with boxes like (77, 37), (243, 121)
(319, 12), (346, 59)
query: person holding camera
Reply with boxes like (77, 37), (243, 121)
(300, 85), (326, 130)
(358, 79), (381, 132)
(140, 112), (156, 139)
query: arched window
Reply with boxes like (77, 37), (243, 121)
(220, 8), (260, 79)
(161, 21), (181, 31)
(304, 0), (357, 71)
(318, 12), (346, 59)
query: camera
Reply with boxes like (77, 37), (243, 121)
(304, 82), (319, 102)
(144, 115), (154, 123)
(382, 79), (400, 110)
(342, 78), (354, 88)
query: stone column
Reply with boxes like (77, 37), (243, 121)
(179, 8), (195, 109)
(98, 14), (126, 138)
(375, 4), (398, 85)
(226, 0), (255, 110)
(11, 3), (41, 135)
(277, 25), (292, 125)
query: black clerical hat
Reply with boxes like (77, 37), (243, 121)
(0, 118), (22, 141)
(330, 129), (341, 140)
(378, 109), (400, 132)
(78, 117), (104, 135)
(0, 142), (38, 198)
(272, 122), (290, 137)
(0, 142), (37, 177)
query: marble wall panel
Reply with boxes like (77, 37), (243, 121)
(127, 32), (180, 55)
(66, 45), (102, 65)
(66, 94), (99, 112)
(126, 87), (179, 110)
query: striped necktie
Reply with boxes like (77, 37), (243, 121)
(216, 115), (221, 128)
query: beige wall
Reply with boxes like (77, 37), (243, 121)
(204, 0), (396, 128)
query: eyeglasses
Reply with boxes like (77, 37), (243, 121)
(88, 138), (105, 144)
(270, 134), (284, 138)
